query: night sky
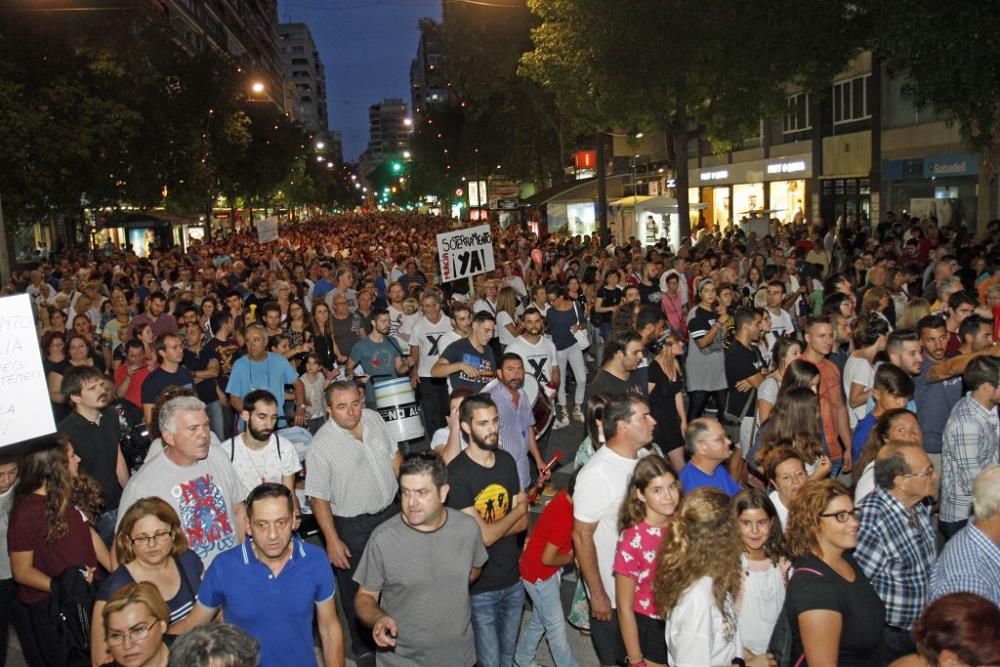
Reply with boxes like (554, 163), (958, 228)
(277, 0), (442, 162)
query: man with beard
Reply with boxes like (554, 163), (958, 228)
(506, 307), (560, 389)
(487, 354), (546, 489)
(446, 395), (527, 667)
(57, 365), (130, 544)
(183, 483), (345, 667)
(585, 328), (646, 404)
(801, 316), (853, 476)
(349, 309), (411, 409)
(635, 261), (663, 305)
(222, 390), (301, 494)
(355, 452), (487, 667)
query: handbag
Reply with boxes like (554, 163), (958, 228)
(768, 567), (824, 667)
(573, 302), (590, 350)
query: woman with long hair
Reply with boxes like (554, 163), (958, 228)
(860, 286), (894, 332)
(654, 488), (750, 666)
(594, 271), (623, 342)
(756, 385), (830, 479)
(101, 582), (171, 667)
(648, 331), (687, 472)
(660, 271), (686, 339)
(843, 312), (890, 428)
(685, 279), (729, 420)
(742, 265), (765, 308)
(784, 479), (884, 666)
(898, 298), (931, 331)
(9, 437), (110, 666)
(615, 456), (680, 667)
(853, 409), (923, 501)
(47, 332), (103, 419)
(283, 299), (313, 371)
(91, 498), (204, 664)
(756, 337), (803, 425)
(309, 301), (343, 372)
(495, 285), (522, 351)
(734, 488), (790, 660)
(547, 284), (588, 423)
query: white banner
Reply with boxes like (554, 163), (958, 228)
(437, 224), (495, 283)
(0, 294), (56, 448)
(256, 217), (279, 243)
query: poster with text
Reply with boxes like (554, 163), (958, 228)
(256, 217), (279, 243)
(0, 294), (56, 448)
(437, 224), (496, 283)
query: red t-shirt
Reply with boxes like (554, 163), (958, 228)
(113, 364), (150, 409)
(8, 493), (98, 604)
(519, 490), (573, 583)
(945, 331), (962, 358)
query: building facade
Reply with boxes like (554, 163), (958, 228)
(366, 98), (411, 164)
(277, 22), (330, 136)
(409, 18), (447, 122)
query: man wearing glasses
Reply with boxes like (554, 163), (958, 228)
(854, 443), (938, 664)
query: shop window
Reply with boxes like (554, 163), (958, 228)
(832, 74), (872, 124)
(784, 92), (811, 132)
(834, 179), (845, 195)
(860, 179), (870, 195)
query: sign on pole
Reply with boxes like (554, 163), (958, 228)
(256, 217), (279, 243)
(437, 224), (495, 283)
(0, 294), (56, 449)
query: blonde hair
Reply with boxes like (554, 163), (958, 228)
(653, 488), (741, 618)
(402, 298), (419, 316)
(102, 582), (170, 631)
(898, 298), (931, 331)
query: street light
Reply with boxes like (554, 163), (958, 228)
(403, 118), (413, 127)
(402, 150), (411, 159)
(316, 141), (326, 150)
(251, 81), (265, 94)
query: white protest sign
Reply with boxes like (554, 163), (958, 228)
(437, 224), (496, 283)
(256, 217), (279, 243)
(0, 294), (56, 448)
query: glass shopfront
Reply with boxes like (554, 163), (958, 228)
(769, 179), (807, 224)
(732, 183), (765, 224)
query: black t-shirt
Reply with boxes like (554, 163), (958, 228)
(593, 286), (622, 325)
(445, 449), (521, 593)
(140, 366), (195, 406)
(183, 344), (220, 405)
(210, 336), (242, 393)
(787, 554), (885, 667)
(636, 281), (662, 306)
(724, 340), (764, 417)
(439, 337), (496, 393)
(57, 408), (123, 510)
(585, 368), (647, 405)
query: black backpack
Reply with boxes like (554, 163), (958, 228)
(48, 567), (96, 665)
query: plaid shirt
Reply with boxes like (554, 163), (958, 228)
(929, 518), (1000, 607)
(941, 394), (1000, 522)
(855, 487), (936, 629)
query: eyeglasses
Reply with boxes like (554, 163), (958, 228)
(903, 465), (935, 479)
(819, 508), (860, 523)
(106, 622), (155, 646)
(130, 530), (172, 548)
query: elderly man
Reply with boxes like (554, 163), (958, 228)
(678, 418), (741, 496)
(183, 483), (345, 667)
(930, 464), (1000, 606)
(117, 395), (247, 567)
(855, 443), (938, 663)
(306, 380), (402, 666)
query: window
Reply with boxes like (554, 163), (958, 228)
(291, 58), (308, 65)
(291, 45), (305, 54)
(784, 92), (811, 132)
(832, 75), (872, 124)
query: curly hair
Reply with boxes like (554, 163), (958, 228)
(733, 488), (787, 565)
(784, 479), (851, 560)
(653, 487), (741, 619)
(913, 592), (1000, 666)
(15, 436), (103, 542)
(758, 386), (824, 466)
(619, 455), (678, 531)
(852, 409), (918, 485)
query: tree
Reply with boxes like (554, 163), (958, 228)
(520, 0), (864, 240)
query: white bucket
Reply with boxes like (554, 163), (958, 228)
(374, 377), (425, 443)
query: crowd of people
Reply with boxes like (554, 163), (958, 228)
(0, 208), (998, 667)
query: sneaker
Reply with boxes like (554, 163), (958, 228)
(571, 406), (585, 422)
(553, 410), (570, 429)
(542, 483), (557, 497)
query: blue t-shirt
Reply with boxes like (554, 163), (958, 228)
(914, 360), (963, 454)
(349, 337), (403, 407)
(852, 411), (877, 462)
(141, 366), (195, 406)
(225, 353), (299, 411)
(98, 550), (203, 624)
(197, 538), (335, 667)
(679, 462), (741, 496)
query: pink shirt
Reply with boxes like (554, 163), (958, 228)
(613, 520), (668, 618)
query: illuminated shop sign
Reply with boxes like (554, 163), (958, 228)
(766, 160), (807, 175)
(700, 169), (730, 182)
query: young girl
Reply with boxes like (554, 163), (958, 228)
(512, 473), (580, 667)
(734, 488), (791, 661)
(299, 353), (329, 434)
(614, 455), (680, 667)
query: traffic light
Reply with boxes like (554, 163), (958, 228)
(391, 161), (403, 173)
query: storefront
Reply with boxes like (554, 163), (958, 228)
(610, 196), (707, 250)
(883, 152), (979, 230)
(690, 154), (812, 232)
(820, 177), (871, 227)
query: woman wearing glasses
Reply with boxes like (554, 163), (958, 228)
(102, 582), (170, 667)
(784, 479), (884, 666)
(91, 498), (203, 665)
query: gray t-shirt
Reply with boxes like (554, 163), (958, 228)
(117, 445), (248, 567)
(354, 509), (487, 667)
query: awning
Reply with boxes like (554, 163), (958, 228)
(610, 195), (708, 212)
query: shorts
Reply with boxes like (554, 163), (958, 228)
(635, 613), (668, 664)
(589, 610), (625, 666)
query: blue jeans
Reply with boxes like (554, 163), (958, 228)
(470, 581), (525, 667)
(514, 574), (579, 667)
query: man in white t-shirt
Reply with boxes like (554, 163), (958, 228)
(224, 389), (302, 494)
(764, 279), (795, 352)
(506, 307), (560, 389)
(386, 282), (413, 347)
(573, 394), (653, 666)
(409, 292), (453, 436)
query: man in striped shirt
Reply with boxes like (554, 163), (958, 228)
(487, 353), (546, 489)
(940, 356), (1000, 539)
